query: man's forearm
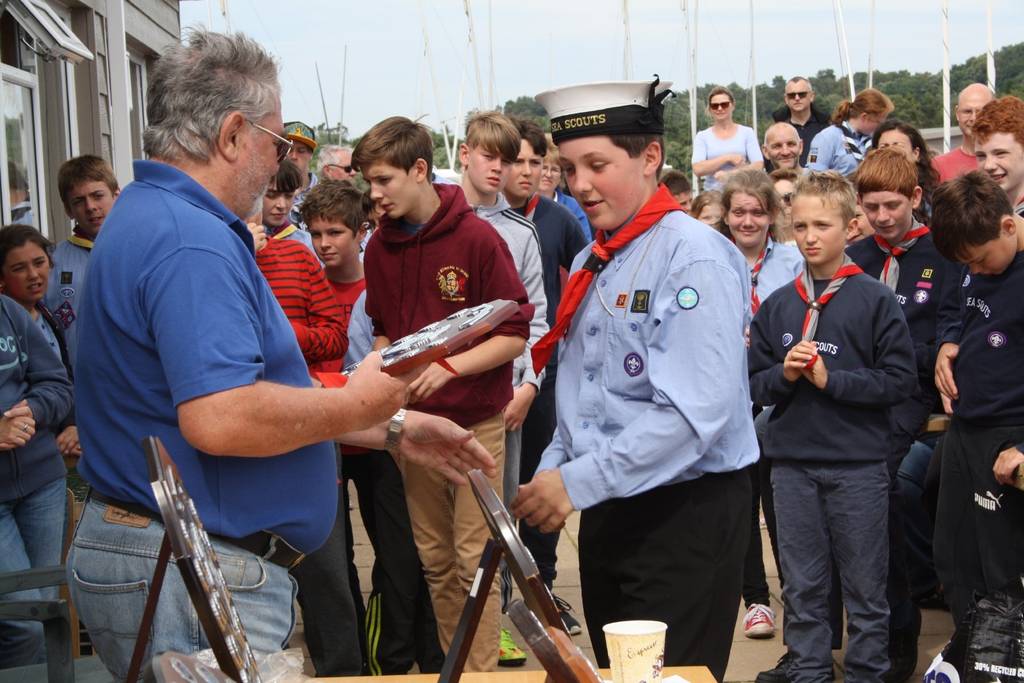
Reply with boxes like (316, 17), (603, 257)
(178, 379), (399, 457)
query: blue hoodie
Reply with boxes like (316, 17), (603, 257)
(0, 295), (74, 502)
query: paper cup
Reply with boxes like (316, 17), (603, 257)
(602, 620), (667, 683)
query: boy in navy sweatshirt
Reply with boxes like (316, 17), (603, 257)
(930, 171), (1024, 624)
(352, 116), (531, 672)
(748, 172), (916, 683)
(847, 148), (962, 680)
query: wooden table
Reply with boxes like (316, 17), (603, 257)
(319, 666), (716, 683)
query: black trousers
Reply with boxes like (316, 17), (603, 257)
(518, 379), (560, 588)
(292, 478), (363, 676)
(934, 418), (1024, 624)
(742, 456), (779, 607)
(579, 470), (750, 683)
(344, 450), (444, 675)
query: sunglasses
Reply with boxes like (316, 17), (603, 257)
(325, 164), (355, 174)
(780, 192), (794, 205)
(709, 101), (731, 111)
(248, 120), (293, 162)
(785, 91), (810, 100)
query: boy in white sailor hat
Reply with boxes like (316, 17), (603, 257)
(511, 77), (759, 679)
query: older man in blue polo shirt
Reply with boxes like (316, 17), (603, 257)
(66, 30), (495, 680)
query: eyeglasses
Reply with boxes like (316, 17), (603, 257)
(325, 164), (355, 174)
(541, 165), (561, 175)
(780, 192), (794, 205)
(709, 101), (731, 111)
(785, 91), (810, 101)
(248, 120), (293, 162)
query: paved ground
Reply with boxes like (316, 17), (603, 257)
(294, 483), (955, 681)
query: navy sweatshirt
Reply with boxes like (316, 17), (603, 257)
(847, 234), (961, 437)
(748, 273), (917, 462)
(953, 251), (1024, 426)
(0, 295), (74, 502)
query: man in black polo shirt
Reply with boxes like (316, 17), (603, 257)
(772, 77), (830, 168)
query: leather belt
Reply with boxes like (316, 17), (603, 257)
(89, 490), (305, 570)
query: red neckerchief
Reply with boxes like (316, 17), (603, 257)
(750, 241), (768, 315)
(792, 260), (864, 368)
(524, 193), (541, 221)
(530, 185), (682, 374)
(874, 224), (930, 289)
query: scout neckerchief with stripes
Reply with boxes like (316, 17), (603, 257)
(530, 184), (682, 374)
(749, 239), (769, 315)
(68, 226), (96, 250)
(873, 220), (929, 292)
(793, 256), (864, 368)
(840, 121), (870, 162)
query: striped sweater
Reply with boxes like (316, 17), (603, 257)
(256, 237), (347, 370)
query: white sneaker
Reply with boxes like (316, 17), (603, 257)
(743, 603), (776, 639)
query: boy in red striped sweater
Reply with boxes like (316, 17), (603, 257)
(253, 162), (346, 371)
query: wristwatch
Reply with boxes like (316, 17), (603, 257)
(385, 409), (407, 457)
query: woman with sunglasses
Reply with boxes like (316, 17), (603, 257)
(692, 86), (764, 192)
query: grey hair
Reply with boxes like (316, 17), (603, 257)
(143, 29), (281, 162)
(318, 144), (354, 170)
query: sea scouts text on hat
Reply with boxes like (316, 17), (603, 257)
(535, 76), (674, 144)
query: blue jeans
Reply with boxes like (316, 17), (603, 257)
(0, 476), (67, 668)
(772, 460), (890, 683)
(896, 437), (938, 598)
(67, 498), (297, 681)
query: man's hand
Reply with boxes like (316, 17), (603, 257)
(345, 352), (412, 425)
(407, 361), (457, 405)
(935, 342), (959, 407)
(396, 411), (498, 484)
(993, 445), (1024, 486)
(783, 341), (817, 382)
(246, 222), (268, 252)
(504, 384), (537, 431)
(511, 469), (574, 533)
(56, 425), (82, 457)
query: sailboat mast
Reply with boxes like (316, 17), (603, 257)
(942, 0), (951, 153)
(463, 0), (486, 109)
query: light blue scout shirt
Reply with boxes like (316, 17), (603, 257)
(807, 122), (872, 176)
(537, 211), (759, 510)
(754, 238), (804, 306)
(45, 239), (92, 368)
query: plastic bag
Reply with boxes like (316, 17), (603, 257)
(193, 647), (310, 683)
(924, 579), (1024, 682)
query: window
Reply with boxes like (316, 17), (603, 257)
(4, 0), (91, 63)
(2, 70), (44, 230)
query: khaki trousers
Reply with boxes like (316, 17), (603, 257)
(402, 412), (505, 672)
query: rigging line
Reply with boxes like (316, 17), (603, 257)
(243, 0), (316, 116)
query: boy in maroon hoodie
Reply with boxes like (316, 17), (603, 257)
(352, 116), (531, 671)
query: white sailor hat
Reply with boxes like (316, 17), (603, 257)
(535, 76), (674, 144)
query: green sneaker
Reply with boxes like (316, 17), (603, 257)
(498, 627), (527, 667)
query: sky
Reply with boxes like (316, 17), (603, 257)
(179, 0), (1023, 139)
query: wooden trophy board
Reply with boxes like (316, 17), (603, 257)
(143, 437), (261, 683)
(508, 600), (602, 683)
(467, 469), (566, 632)
(345, 299), (520, 376)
